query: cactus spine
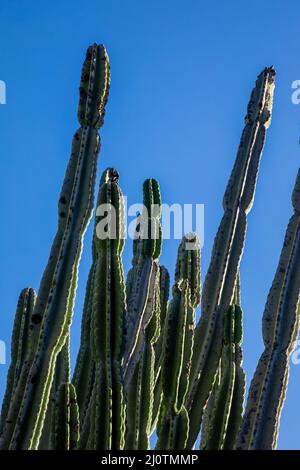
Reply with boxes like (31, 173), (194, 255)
(237, 170), (300, 449)
(185, 66), (275, 448)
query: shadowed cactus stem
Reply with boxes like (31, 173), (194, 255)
(236, 169), (300, 450)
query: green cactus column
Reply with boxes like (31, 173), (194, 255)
(52, 383), (80, 450)
(0, 288), (36, 435)
(72, 244), (97, 432)
(90, 168), (126, 450)
(200, 303), (245, 450)
(123, 179), (162, 388)
(151, 266), (170, 433)
(237, 169), (300, 449)
(0, 44), (110, 450)
(124, 178), (163, 449)
(185, 67), (275, 448)
(156, 234), (201, 450)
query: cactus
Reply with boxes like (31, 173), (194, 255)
(236, 170), (300, 449)
(90, 168), (126, 450)
(0, 43), (110, 450)
(200, 302), (245, 450)
(125, 179), (163, 449)
(151, 266), (170, 433)
(1, 45), (299, 451)
(123, 179), (162, 389)
(0, 288), (36, 435)
(185, 66), (275, 448)
(156, 235), (200, 450)
(52, 383), (79, 450)
(72, 234), (97, 431)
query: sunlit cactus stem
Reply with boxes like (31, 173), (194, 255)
(151, 266), (170, 433)
(0, 43), (110, 450)
(185, 66), (275, 448)
(125, 178), (163, 449)
(0, 288), (36, 436)
(52, 383), (79, 450)
(200, 302), (245, 450)
(237, 169), (300, 450)
(123, 178), (162, 388)
(72, 239), (97, 432)
(90, 168), (126, 450)
(157, 234), (201, 450)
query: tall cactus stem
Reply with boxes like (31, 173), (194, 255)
(185, 67), (275, 448)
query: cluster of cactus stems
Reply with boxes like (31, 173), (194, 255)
(0, 43), (299, 451)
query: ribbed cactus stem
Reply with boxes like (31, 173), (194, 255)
(52, 383), (79, 450)
(72, 252), (96, 430)
(157, 235), (200, 450)
(200, 304), (245, 450)
(151, 266), (170, 432)
(125, 274), (161, 449)
(0, 44), (110, 450)
(123, 179), (162, 388)
(237, 169), (300, 450)
(90, 168), (126, 450)
(0, 288), (36, 435)
(186, 67), (275, 448)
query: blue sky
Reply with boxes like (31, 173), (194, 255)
(0, 0), (299, 449)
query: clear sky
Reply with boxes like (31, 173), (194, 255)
(0, 0), (299, 449)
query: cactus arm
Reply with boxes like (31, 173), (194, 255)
(124, 364), (142, 449)
(0, 44), (110, 451)
(0, 288), (36, 435)
(125, 269), (161, 450)
(52, 383), (79, 450)
(91, 169), (126, 450)
(123, 179), (162, 389)
(185, 67), (275, 448)
(136, 341), (155, 449)
(156, 406), (190, 450)
(124, 180), (163, 448)
(200, 305), (245, 450)
(39, 338), (70, 449)
(76, 384), (94, 450)
(72, 261), (96, 429)
(223, 346), (245, 449)
(151, 266), (170, 433)
(156, 235), (200, 450)
(237, 170), (300, 449)
(123, 259), (158, 388)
